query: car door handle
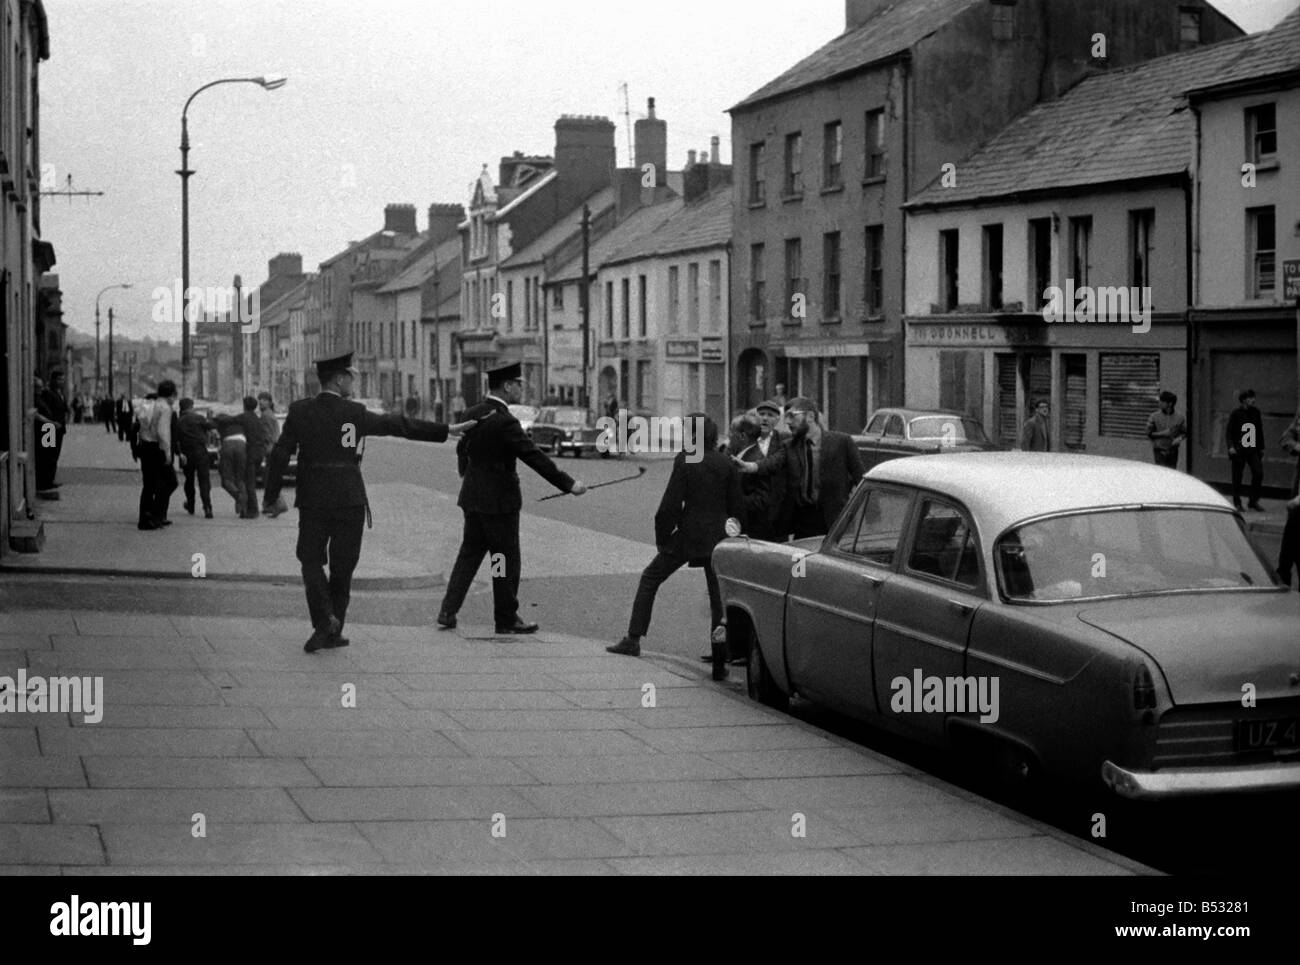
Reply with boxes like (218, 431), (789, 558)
(947, 598), (974, 616)
(863, 573), (885, 586)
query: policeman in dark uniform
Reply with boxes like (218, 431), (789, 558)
(437, 361), (587, 634)
(264, 351), (478, 653)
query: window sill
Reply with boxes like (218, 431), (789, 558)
(1252, 158), (1279, 172)
(748, 317), (768, 328)
(747, 199), (767, 210)
(863, 312), (885, 323)
(821, 315), (843, 325)
(820, 183), (845, 196)
(861, 175), (886, 186)
(781, 191), (804, 204)
(781, 316), (803, 327)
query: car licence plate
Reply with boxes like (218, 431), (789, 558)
(1235, 717), (1300, 750)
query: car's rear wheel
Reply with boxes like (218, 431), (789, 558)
(745, 623), (789, 712)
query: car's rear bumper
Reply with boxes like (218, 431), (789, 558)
(1102, 758), (1300, 799)
(558, 440), (600, 453)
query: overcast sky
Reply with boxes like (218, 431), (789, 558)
(43, 0), (1299, 344)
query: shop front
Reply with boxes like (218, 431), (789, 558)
(905, 316), (1187, 465)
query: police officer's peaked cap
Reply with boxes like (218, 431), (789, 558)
(316, 352), (358, 381)
(487, 361), (523, 387)
(756, 399), (783, 415)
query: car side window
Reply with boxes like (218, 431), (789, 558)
(907, 500), (981, 588)
(836, 488), (911, 566)
(865, 413), (888, 435)
(884, 415), (905, 437)
(540, 409), (554, 422)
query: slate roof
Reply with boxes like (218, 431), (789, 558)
(499, 187), (617, 269)
(605, 190), (731, 267)
(378, 237), (461, 294)
(732, 0), (981, 111)
(549, 199), (685, 283)
(908, 10), (1300, 208)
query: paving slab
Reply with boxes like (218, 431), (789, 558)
(0, 604), (1152, 875)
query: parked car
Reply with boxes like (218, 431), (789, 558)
(714, 452), (1300, 800)
(853, 407), (1000, 472)
(508, 404), (540, 437)
(530, 406), (605, 457)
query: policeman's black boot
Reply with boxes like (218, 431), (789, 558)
(711, 625), (728, 682)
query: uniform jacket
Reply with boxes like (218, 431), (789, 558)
(654, 448), (744, 562)
(36, 386), (68, 427)
(266, 392), (450, 509)
(456, 396), (574, 514)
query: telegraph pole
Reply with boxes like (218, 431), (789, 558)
(107, 308), (115, 398)
(580, 204), (591, 414)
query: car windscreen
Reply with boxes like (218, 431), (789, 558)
(908, 416), (989, 444)
(996, 508), (1277, 602)
(552, 408), (587, 426)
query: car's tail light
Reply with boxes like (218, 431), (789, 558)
(1133, 664), (1157, 710)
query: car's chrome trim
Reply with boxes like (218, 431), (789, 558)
(965, 649), (1071, 685)
(717, 576), (788, 599)
(1101, 759), (1300, 799)
(788, 595), (873, 625)
(874, 618), (965, 654)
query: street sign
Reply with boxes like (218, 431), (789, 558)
(1283, 259), (1300, 300)
(191, 342), (209, 359)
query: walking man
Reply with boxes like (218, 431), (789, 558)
(237, 396), (269, 519)
(176, 398), (216, 518)
(1227, 388), (1265, 511)
(1146, 390), (1187, 469)
(437, 361), (587, 635)
(263, 352), (479, 653)
(214, 410), (251, 517)
(608, 414), (743, 680)
(116, 394), (132, 442)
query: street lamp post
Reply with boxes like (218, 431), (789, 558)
(108, 308), (115, 397)
(95, 282), (132, 399)
(178, 74), (287, 399)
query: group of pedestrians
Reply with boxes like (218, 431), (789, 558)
(129, 385), (282, 530)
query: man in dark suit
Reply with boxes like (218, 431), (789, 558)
(731, 413), (783, 541)
(1227, 388), (1265, 511)
(735, 396), (865, 539)
(264, 352), (476, 653)
(176, 398), (216, 518)
(437, 361), (587, 634)
(608, 414), (744, 680)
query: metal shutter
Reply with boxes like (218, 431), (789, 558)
(1100, 354), (1159, 439)
(1063, 354), (1087, 450)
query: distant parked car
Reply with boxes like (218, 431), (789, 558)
(714, 452), (1300, 800)
(508, 404), (540, 437)
(530, 406), (604, 457)
(853, 408), (1000, 472)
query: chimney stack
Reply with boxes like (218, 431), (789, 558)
(845, 0), (891, 31)
(268, 252), (303, 279)
(710, 135), (721, 164)
(633, 96), (668, 187)
(687, 149), (697, 168)
(384, 203), (418, 235)
(554, 114), (617, 214)
(427, 203), (465, 245)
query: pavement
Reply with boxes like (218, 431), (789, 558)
(0, 427), (1155, 875)
(0, 608), (1154, 875)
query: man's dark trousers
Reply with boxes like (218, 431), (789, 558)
(1230, 451), (1264, 506)
(183, 450), (212, 512)
(442, 510), (522, 627)
(296, 506), (366, 631)
(628, 551), (724, 638)
(1153, 448), (1179, 469)
(137, 442), (169, 524)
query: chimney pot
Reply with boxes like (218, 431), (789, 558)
(701, 150), (709, 164)
(647, 97), (656, 118)
(687, 149), (697, 167)
(711, 135), (721, 163)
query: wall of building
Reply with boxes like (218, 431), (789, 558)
(906, 185), (1188, 317)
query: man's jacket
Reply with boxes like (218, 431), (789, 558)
(654, 448), (744, 563)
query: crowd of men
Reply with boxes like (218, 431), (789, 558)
(129, 389), (283, 529)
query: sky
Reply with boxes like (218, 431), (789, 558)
(43, 0), (1300, 344)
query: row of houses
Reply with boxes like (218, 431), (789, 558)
(1, 0), (55, 554)
(216, 0), (1297, 490)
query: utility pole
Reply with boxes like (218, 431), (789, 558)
(107, 308), (115, 398)
(580, 204), (591, 414)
